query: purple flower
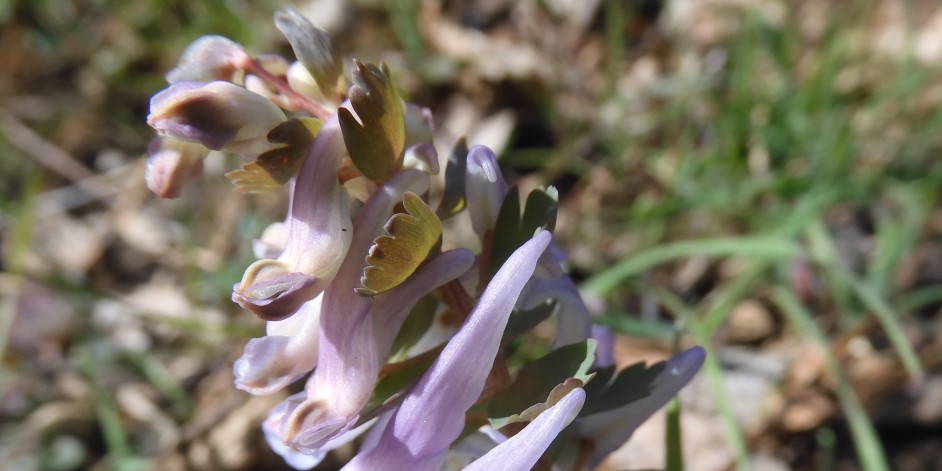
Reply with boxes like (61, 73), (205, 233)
(342, 231), (552, 470)
(232, 114), (352, 321)
(264, 168), (475, 453)
(148, 23), (708, 470)
(148, 81), (286, 154)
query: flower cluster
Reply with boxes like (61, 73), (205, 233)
(146, 9), (704, 470)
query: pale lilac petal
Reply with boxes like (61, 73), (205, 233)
(278, 115), (352, 279)
(276, 169), (430, 452)
(372, 248), (475, 355)
(465, 146), (507, 237)
(252, 221), (288, 260)
(343, 230), (552, 471)
(404, 104), (434, 147)
(518, 275), (592, 347)
(464, 388), (585, 471)
(233, 115), (352, 320)
(232, 261), (321, 320)
(403, 142), (439, 175)
(233, 296), (322, 395)
(578, 346), (706, 467)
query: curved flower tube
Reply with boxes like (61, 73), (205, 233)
(518, 274), (592, 347)
(233, 114), (353, 320)
(342, 231), (552, 471)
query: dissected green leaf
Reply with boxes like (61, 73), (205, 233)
(488, 340), (596, 429)
(504, 300), (556, 341)
(579, 358), (667, 416)
(436, 137), (469, 219)
(226, 117), (322, 192)
(274, 9), (342, 95)
(357, 192), (442, 296)
(338, 61), (405, 182)
(486, 185), (559, 281)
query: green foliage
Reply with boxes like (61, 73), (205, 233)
(339, 61), (406, 182)
(274, 8), (342, 97)
(486, 186), (558, 283)
(488, 340), (596, 429)
(358, 192), (442, 296)
(435, 137), (469, 219)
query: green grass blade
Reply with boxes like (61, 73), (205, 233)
(657, 289), (751, 471)
(806, 221), (924, 381)
(584, 237), (801, 296)
(771, 286), (889, 471)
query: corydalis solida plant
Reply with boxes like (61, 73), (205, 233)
(146, 9), (705, 470)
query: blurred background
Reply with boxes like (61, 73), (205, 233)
(3, 0), (942, 470)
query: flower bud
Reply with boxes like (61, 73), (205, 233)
(465, 146), (507, 237)
(144, 137), (208, 198)
(166, 35), (251, 83)
(148, 81), (286, 154)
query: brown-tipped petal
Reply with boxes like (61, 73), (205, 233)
(144, 137), (208, 198)
(233, 259), (324, 321)
(148, 81), (286, 151)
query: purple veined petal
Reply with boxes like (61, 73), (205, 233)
(233, 295), (322, 395)
(464, 388), (586, 471)
(342, 230), (552, 471)
(577, 346), (706, 467)
(518, 275), (592, 347)
(148, 81), (286, 152)
(591, 325), (616, 369)
(232, 260), (321, 321)
(465, 145), (507, 238)
(166, 35), (250, 83)
(277, 169), (431, 453)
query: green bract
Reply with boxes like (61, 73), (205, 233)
(358, 192), (442, 296)
(274, 9), (342, 98)
(339, 61), (406, 182)
(226, 117), (323, 192)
